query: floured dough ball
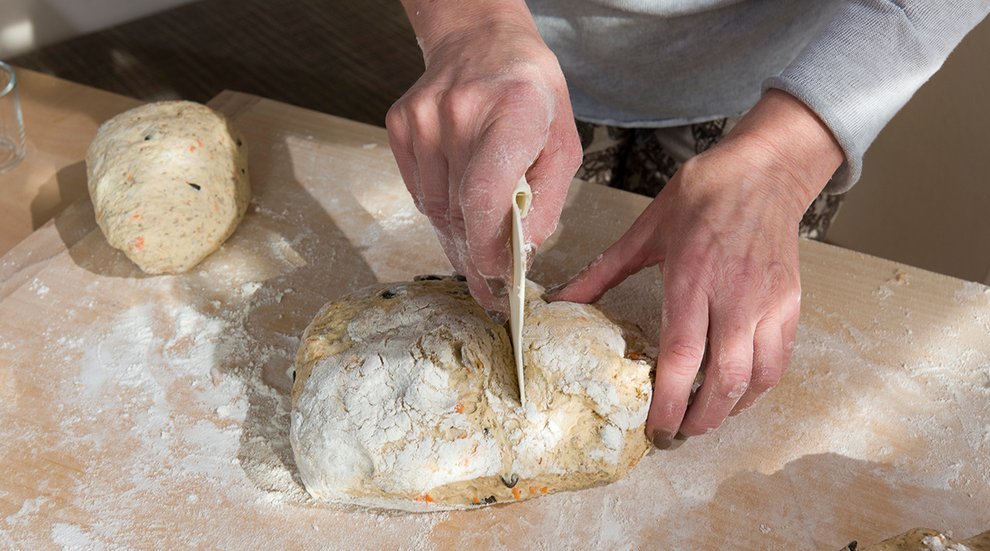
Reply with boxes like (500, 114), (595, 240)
(290, 275), (654, 511)
(86, 100), (250, 274)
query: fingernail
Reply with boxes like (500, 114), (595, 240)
(651, 430), (688, 450)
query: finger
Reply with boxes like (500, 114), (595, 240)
(455, 113), (550, 312)
(447, 145), (507, 313)
(459, 115), (549, 277)
(430, 225), (467, 276)
(730, 317), (783, 415)
(522, 115), (582, 249)
(409, 109), (463, 273)
(545, 200), (659, 304)
(462, 252), (502, 317)
(679, 301), (757, 436)
(735, 274), (802, 414)
(410, 108), (450, 228)
(645, 272), (709, 449)
(385, 105), (422, 210)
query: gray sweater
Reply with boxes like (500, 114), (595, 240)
(528, 0), (990, 192)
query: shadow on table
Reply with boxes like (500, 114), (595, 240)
(189, 94), (381, 497)
(430, 452), (984, 549)
(31, 161), (87, 231)
(42, 92), (383, 495)
(46, 161), (157, 279)
(674, 452), (983, 549)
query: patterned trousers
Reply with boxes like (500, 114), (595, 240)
(575, 119), (844, 240)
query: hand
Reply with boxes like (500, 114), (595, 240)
(547, 90), (843, 447)
(387, 0), (582, 315)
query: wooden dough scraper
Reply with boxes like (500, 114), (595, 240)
(510, 176), (532, 406)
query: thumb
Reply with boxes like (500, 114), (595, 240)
(546, 207), (660, 303)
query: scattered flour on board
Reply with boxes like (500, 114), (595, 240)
(4, 145), (990, 548)
(2, 269), (449, 549)
(5, 258), (990, 549)
(28, 277), (50, 298)
(954, 280), (990, 302)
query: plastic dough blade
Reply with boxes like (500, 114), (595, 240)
(510, 176), (532, 405)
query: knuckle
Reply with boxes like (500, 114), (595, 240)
(384, 103), (406, 133)
(447, 204), (467, 234)
(751, 364), (784, 392)
(502, 80), (543, 103)
(420, 195), (449, 222)
(439, 86), (478, 127)
(662, 340), (706, 371)
(714, 363), (751, 400)
(762, 261), (799, 299)
(405, 92), (438, 128)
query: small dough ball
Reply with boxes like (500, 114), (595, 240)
(86, 101), (250, 274)
(290, 276), (655, 511)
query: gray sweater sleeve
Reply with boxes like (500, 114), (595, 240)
(763, 1), (990, 193)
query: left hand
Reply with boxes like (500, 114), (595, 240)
(546, 90), (844, 447)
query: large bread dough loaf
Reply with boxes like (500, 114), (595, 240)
(290, 275), (654, 511)
(86, 101), (250, 274)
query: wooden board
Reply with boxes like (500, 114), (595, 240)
(1, 92), (988, 550)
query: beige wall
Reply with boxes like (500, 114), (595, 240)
(0, 0), (197, 58)
(827, 16), (990, 284)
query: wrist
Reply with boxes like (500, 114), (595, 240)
(727, 89), (844, 211)
(400, 0), (539, 63)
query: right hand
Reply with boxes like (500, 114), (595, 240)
(386, 1), (582, 315)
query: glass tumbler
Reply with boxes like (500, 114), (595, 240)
(0, 61), (26, 173)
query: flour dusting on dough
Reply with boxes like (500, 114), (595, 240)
(290, 277), (654, 510)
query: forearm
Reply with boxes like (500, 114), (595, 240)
(398, 0), (539, 61)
